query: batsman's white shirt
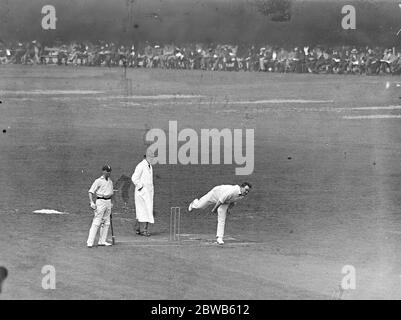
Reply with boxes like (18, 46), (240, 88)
(131, 159), (154, 224)
(88, 176), (114, 198)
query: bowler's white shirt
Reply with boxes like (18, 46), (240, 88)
(211, 185), (243, 204)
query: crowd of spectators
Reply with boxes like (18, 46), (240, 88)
(1, 40), (401, 75)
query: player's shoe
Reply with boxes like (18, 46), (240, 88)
(98, 241), (112, 246)
(215, 237), (224, 245)
(188, 200), (195, 212)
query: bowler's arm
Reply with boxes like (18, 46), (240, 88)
(212, 189), (235, 213)
(211, 201), (222, 213)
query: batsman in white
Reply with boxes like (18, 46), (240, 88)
(188, 182), (252, 244)
(87, 165), (114, 248)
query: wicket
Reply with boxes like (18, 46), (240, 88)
(169, 207), (181, 241)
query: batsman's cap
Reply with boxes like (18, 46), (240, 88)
(102, 165), (112, 172)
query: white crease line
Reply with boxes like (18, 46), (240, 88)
(77, 97), (332, 103)
(120, 102), (142, 106)
(93, 95), (205, 100)
(343, 115), (401, 120)
(349, 105), (401, 110)
(146, 100), (334, 106)
(116, 241), (262, 247)
(229, 99), (334, 104)
(1, 90), (103, 95)
(12, 95), (204, 101)
(3, 97), (333, 106)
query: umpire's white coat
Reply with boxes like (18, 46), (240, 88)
(131, 159), (154, 224)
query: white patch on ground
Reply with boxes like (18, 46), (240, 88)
(228, 99), (334, 104)
(147, 99), (334, 107)
(0, 90), (103, 95)
(126, 94), (204, 99)
(348, 105), (401, 110)
(94, 94), (204, 100)
(89, 97), (324, 104)
(33, 209), (69, 214)
(119, 102), (142, 106)
(343, 115), (401, 120)
(18, 94), (203, 102)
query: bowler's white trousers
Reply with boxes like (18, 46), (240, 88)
(87, 199), (112, 246)
(191, 191), (229, 239)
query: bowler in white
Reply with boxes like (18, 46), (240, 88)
(188, 182), (252, 244)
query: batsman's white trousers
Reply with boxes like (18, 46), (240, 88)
(87, 199), (112, 246)
(191, 192), (229, 239)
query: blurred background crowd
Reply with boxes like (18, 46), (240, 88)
(1, 40), (401, 75)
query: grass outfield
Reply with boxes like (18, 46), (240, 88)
(1, 65), (401, 299)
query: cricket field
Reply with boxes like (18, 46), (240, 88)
(1, 65), (401, 299)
